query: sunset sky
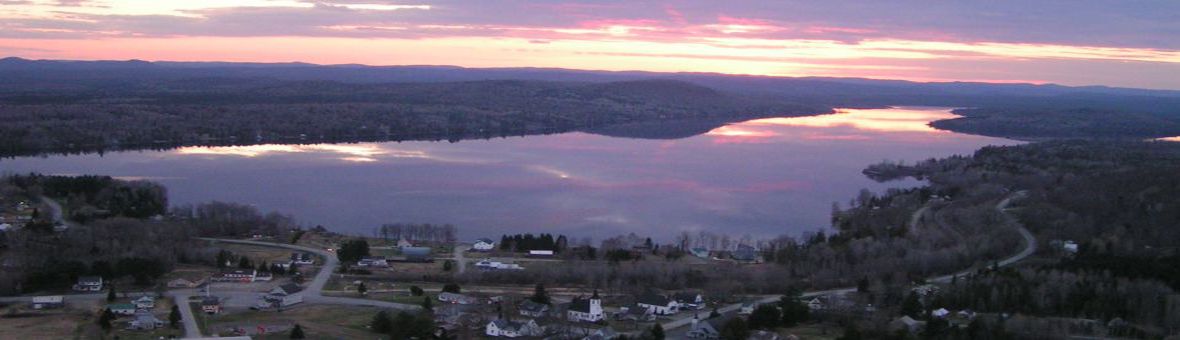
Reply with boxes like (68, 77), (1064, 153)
(2, 0), (1178, 89)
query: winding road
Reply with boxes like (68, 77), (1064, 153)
(663, 191), (1036, 333)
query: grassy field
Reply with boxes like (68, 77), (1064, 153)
(219, 243), (296, 265)
(780, 322), (841, 339)
(200, 304), (382, 339)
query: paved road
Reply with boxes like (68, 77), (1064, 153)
(170, 292), (202, 338)
(664, 191), (1036, 333)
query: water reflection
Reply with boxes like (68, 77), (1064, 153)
(0, 107), (1019, 239)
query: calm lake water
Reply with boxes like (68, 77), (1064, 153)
(0, 107), (1019, 241)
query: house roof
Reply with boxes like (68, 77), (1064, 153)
(201, 296), (220, 306)
(476, 238), (494, 244)
(569, 296), (597, 313)
(520, 300), (549, 312)
(276, 283), (303, 295)
(403, 247), (431, 257)
(732, 245), (758, 261)
(134, 296), (154, 302)
(673, 292), (701, 303)
(32, 296), (62, 303)
(491, 319), (530, 331)
(637, 291), (672, 306)
(107, 303), (135, 310)
(78, 276), (102, 284)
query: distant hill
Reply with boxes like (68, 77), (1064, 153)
(2, 56), (1180, 146)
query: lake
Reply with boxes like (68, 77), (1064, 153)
(0, 107), (1019, 241)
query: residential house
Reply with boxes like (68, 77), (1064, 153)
(260, 283), (304, 308)
(107, 303), (137, 316)
(126, 311), (165, 330)
(201, 296), (222, 314)
(357, 256), (388, 267)
(213, 269), (256, 283)
(133, 296), (155, 309)
(614, 306), (656, 322)
(403, 247), (433, 262)
(473, 238), (496, 251)
(528, 250), (554, 257)
(519, 300), (550, 318)
(636, 291), (678, 315)
(731, 244), (759, 263)
(0, 223), (11, 231)
(690, 247), (710, 259)
(31, 296), (63, 309)
(485, 319), (543, 338)
(807, 297), (825, 311)
(889, 316), (926, 334)
(582, 327), (620, 340)
(290, 252), (314, 265)
(438, 292), (478, 305)
(687, 316), (722, 339)
(931, 308), (950, 319)
(674, 292), (706, 310)
(476, 259), (524, 270)
(397, 238), (414, 248)
(166, 273), (209, 288)
(739, 302), (756, 315)
(74, 276), (103, 292)
(567, 292), (605, 322)
(254, 271), (273, 282)
(749, 330), (782, 340)
(1063, 240), (1079, 254)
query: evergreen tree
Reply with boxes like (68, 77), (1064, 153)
(443, 260), (453, 272)
(357, 282), (367, 295)
(836, 324), (862, 340)
(748, 305), (781, 330)
(720, 317), (750, 340)
(169, 304), (181, 328)
(649, 323), (665, 340)
(901, 292), (923, 318)
(290, 323), (305, 339)
(530, 283), (551, 305)
(410, 285), (424, 296)
(97, 308), (114, 331)
(370, 310), (392, 333)
(106, 286), (116, 302)
(443, 283), (461, 293)
(422, 296), (433, 311)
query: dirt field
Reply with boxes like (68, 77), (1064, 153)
(0, 300), (101, 340)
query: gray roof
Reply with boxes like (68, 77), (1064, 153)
(476, 238), (494, 243)
(276, 283), (303, 295)
(637, 291), (672, 306)
(520, 300), (549, 312)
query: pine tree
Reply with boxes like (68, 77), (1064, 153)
(357, 282), (367, 295)
(106, 286), (116, 302)
(97, 308), (114, 331)
(169, 304), (181, 328)
(370, 310), (392, 333)
(290, 323), (305, 339)
(649, 323), (665, 340)
(530, 283), (550, 305)
(422, 296), (433, 311)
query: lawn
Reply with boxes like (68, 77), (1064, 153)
(201, 304), (383, 339)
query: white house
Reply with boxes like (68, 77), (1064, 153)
(687, 316), (721, 339)
(519, 300), (550, 318)
(567, 292), (605, 322)
(739, 302), (756, 315)
(213, 269), (256, 283)
(636, 291), (678, 315)
(674, 292), (706, 310)
(107, 303), (137, 316)
(486, 319), (542, 338)
(528, 250), (554, 257)
(201, 296), (222, 314)
(931, 308), (950, 319)
(290, 252), (314, 265)
(473, 238), (496, 251)
(259, 283), (304, 308)
(126, 311), (164, 330)
(357, 256), (388, 267)
(74, 276), (103, 292)
(1063, 240), (1079, 254)
(397, 238), (414, 248)
(133, 296), (155, 309)
(31, 296), (63, 309)
(438, 292), (478, 305)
